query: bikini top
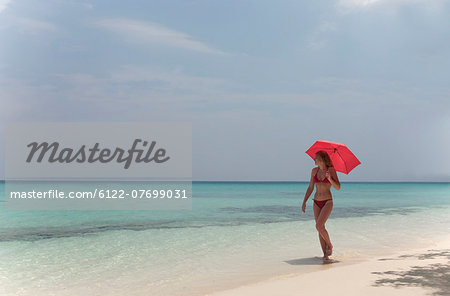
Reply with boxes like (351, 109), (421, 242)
(314, 168), (331, 183)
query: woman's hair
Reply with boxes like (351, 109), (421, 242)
(315, 150), (334, 168)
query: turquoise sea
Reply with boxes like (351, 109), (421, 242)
(1, 182), (450, 295)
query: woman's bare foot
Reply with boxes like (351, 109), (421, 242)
(325, 245), (333, 257)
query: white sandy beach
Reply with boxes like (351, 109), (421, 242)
(207, 235), (450, 296)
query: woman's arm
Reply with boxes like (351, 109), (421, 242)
(303, 168), (316, 203)
(327, 167), (341, 190)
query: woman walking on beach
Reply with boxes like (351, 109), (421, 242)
(302, 151), (341, 261)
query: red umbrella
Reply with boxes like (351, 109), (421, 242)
(305, 140), (361, 174)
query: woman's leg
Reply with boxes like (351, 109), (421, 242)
(315, 201), (333, 255)
(313, 202), (327, 256)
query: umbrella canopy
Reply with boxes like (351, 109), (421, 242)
(305, 140), (361, 174)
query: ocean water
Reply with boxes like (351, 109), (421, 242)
(0, 182), (449, 295)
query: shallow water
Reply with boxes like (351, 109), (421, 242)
(0, 182), (449, 295)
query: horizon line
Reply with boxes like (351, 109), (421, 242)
(0, 180), (449, 183)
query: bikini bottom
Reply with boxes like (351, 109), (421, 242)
(313, 199), (332, 209)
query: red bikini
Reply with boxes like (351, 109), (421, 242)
(313, 169), (332, 209)
(314, 170), (330, 184)
(314, 199), (332, 209)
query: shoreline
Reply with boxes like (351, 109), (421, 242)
(206, 235), (450, 296)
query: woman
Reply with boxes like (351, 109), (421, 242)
(302, 150), (340, 261)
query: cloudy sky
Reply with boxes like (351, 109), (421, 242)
(1, 0), (449, 181)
